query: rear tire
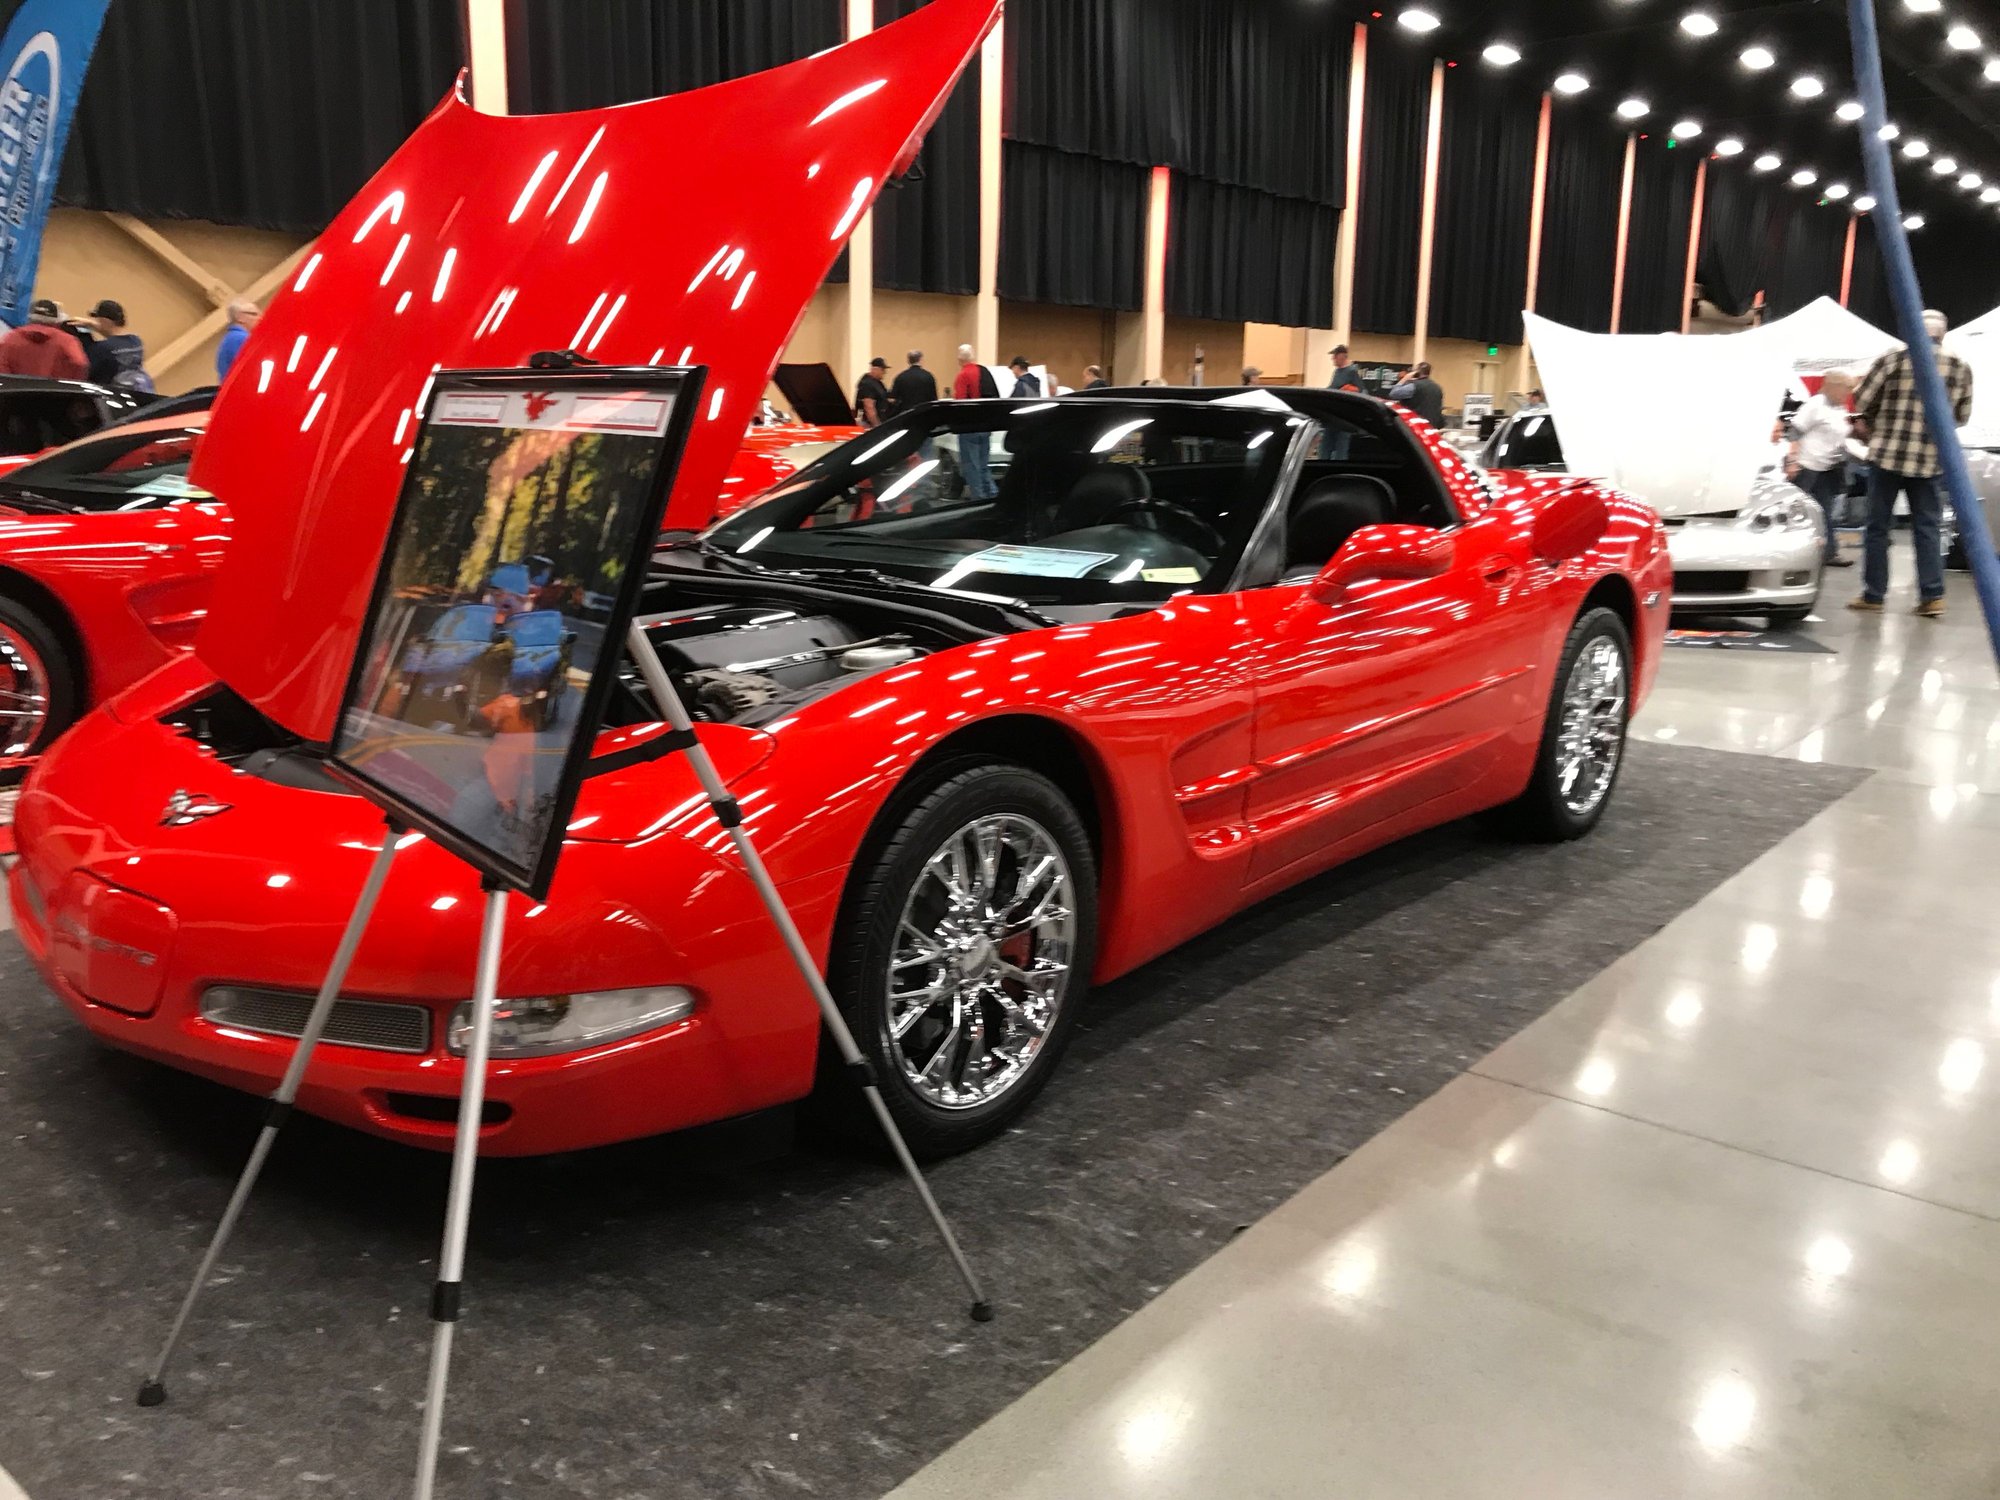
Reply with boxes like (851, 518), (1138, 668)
(0, 593), (76, 755)
(825, 761), (1097, 1158)
(1505, 606), (1632, 842)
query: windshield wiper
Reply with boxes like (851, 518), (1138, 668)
(0, 486), (78, 515)
(656, 534), (769, 576)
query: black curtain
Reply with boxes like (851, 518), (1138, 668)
(1764, 204), (1851, 319)
(871, 0), (979, 295)
(1006, 0), (1348, 208)
(1168, 176), (1336, 327)
(1536, 106), (1624, 333)
(1351, 38), (1429, 336)
(997, 143), (1146, 311)
(1696, 164), (1794, 319)
(507, 0), (840, 110)
(1619, 139), (1701, 334)
(1906, 198), (2000, 328)
(1429, 70), (1537, 347)
(55, 0), (462, 234)
(1849, 228), (1892, 329)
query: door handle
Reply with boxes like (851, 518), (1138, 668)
(1481, 555), (1520, 586)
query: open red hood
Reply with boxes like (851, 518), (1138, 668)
(189, 0), (998, 742)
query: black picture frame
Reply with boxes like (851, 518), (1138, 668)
(327, 364), (707, 900)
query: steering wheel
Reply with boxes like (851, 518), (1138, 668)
(1104, 498), (1225, 555)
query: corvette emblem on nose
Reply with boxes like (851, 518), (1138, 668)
(161, 790), (232, 826)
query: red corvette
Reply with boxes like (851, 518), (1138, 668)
(10, 0), (1670, 1158)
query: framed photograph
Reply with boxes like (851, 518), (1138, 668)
(329, 365), (705, 898)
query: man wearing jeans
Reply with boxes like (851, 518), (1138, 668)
(952, 345), (1000, 501)
(1850, 309), (1974, 619)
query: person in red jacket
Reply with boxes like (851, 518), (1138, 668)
(0, 299), (88, 380)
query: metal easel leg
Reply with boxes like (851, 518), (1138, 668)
(138, 825), (404, 1407)
(625, 621), (991, 1320)
(411, 884), (508, 1500)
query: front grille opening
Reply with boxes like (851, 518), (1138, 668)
(1673, 571), (1751, 596)
(383, 1092), (512, 1127)
(200, 987), (431, 1054)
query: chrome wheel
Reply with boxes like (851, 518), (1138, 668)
(0, 621), (51, 756)
(887, 812), (1076, 1111)
(1554, 636), (1627, 817)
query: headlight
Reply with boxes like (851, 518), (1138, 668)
(446, 986), (696, 1058)
(1744, 495), (1818, 532)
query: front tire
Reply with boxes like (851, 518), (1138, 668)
(1507, 606), (1632, 842)
(0, 594), (76, 756)
(829, 762), (1097, 1158)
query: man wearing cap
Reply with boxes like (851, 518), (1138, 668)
(74, 298), (151, 392)
(1850, 308), (1974, 619)
(854, 356), (892, 428)
(0, 298), (88, 379)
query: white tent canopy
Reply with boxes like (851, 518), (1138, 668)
(1751, 295), (1901, 383)
(1946, 304), (2000, 449)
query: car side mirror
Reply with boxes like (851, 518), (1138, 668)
(1309, 524), (1455, 605)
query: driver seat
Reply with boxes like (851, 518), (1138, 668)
(1053, 463), (1150, 534)
(1285, 474), (1395, 573)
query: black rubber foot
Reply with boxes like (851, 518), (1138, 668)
(970, 1301), (994, 1323)
(136, 1380), (167, 1408)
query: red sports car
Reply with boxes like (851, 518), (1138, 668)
(8, 0), (1669, 1159)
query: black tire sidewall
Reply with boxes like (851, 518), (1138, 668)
(0, 594), (77, 753)
(832, 762), (1098, 1157)
(1521, 607), (1632, 841)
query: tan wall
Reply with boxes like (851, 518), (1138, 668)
(1164, 317), (1244, 389)
(877, 289), (973, 373)
(997, 301), (1116, 392)
(34, 207), (307, 395)
(1243, 322), (1307, 383)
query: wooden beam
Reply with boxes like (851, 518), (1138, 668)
(1411, 58), (1446, 365)
(1513, 93), (1554, 395)
(1331, 20), (1369, 351)
(1839, 212), (1858, 307)
(1610, 132), (1637, 334)
(104, 212), (233, 309)
(149, 246), (311, 376)
(1682, 155), (1709, 334)
(974, 16), (1003, 357)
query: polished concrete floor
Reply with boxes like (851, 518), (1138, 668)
(890, 542), (2000, 1499)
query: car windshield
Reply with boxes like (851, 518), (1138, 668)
(435, 605), (499, 641)
(0, 426), (206, 511)
(706, 401), (1299, 605)
(1485, 412), (1565, 470)
(506, 611), (562, 647)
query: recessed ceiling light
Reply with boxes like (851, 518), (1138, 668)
(1986, 58), (2000, 82)
(1681, 11), (1719, 36)
(1553, 72), (1591, 94)
(1836, 100), (1865, 121)
(1948, 24), (1981, 50)
(1790, 75), (1825, 98)
(1754, 152), (1783, 172)
(1903, 0), (1940, 11)
(1397, 8), (1441, 32)
(1715, 137), (1746, 156)
(1791, 168), (1819, 185)
(1904, 138), (1931, 157)
(1617, 97), (1651, 119)
(1825, 182), (1851, 200)
(1905, 213), (1926, 230)
(1672, 119), (1703, 138)
(1740, 45), (1776, 70)
(1880, 122), (1903, 140)
(1933, 156), (1960, 175)
(1962, 172), (1984, 189)
(1483, 41), (1522, 66)
(1984, 186), (2000, 204)
(1855, 195), (1877, 211)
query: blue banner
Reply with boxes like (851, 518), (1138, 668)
(0, 0), (111, 327)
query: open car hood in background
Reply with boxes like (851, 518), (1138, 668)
(772, 362), (856, 426)
(188, 0), (998, 743)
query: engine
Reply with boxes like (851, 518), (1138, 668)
(629, 604), (933, 725)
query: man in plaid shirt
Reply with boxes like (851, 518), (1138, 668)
(1850, 309), (1974, 618)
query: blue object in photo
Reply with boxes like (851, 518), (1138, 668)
(0, 0), (112, 327)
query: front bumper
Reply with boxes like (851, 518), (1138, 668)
(1666, 519), (1823, 614)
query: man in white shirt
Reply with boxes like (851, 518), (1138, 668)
(1789, 370), (1856, 568)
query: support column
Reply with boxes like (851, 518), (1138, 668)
(463, 0), (508, 114)
(974, 18), (1004, 358)
(1115, 167), (1170, 383)
(1609, 132), (1637, 334)
(1682, 155), (1709, 333)
(1512, 92), (1553, 395)
(1839, 214), (1859, 307)
(1411, 58), (1446, 365)
(842, 0), (876, 381)
(1308, 22), (1369, 379)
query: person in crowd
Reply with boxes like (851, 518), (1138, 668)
(891, 348), (938, 415)
(1328, 344), (1364, 393)
(1389, 361), (1446, 428)
(952, 345), (999, 500)
(0, 298), (87, 379)
(1528, 387), (1547, 406)
(1083, 365), (1108, 390)
(1008, 356), (1042, 398)
(1850, 309), (1974, 618)
(854, 355), (892, 427)
(73, 299), (151, 392)
(216, 298), (259, 381)
(1787, 371), (1856, 569)
(1242, 365), (1264, 386)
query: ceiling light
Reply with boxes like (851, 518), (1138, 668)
(1672, 119), (1703, 138)
(1553, 72), (1591, 94)
(1740, 46), (1776, 70)
(1880, 122), (1902, 140)
(1962, 172), (1984, 189)
(1396, 8), (1441, 33)
(1904, 138), (1931, 157)
(1790, 75), (1825, 98)
(1754, 152), (1782, 172)
(1855, 195), (1877, 211)
(1681, 11), (1719, 36)
(1836, 100), (1865, 121)
(1483, 41), (1522, 66)
(1902, 0), (1940, 11)
(1984, 186), (2000, 204)
(1948, 24), (1981, 51)
(1617, 97), (1651, 119)
(1905, 214), (1926, 230)
(1825, 182), (1851, 199)
(1986, 58), (2000, 82)
(1933, 156), (1959, 175)
(1791, 168), (1819, 185)
(1715, 136), (1746, 156)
